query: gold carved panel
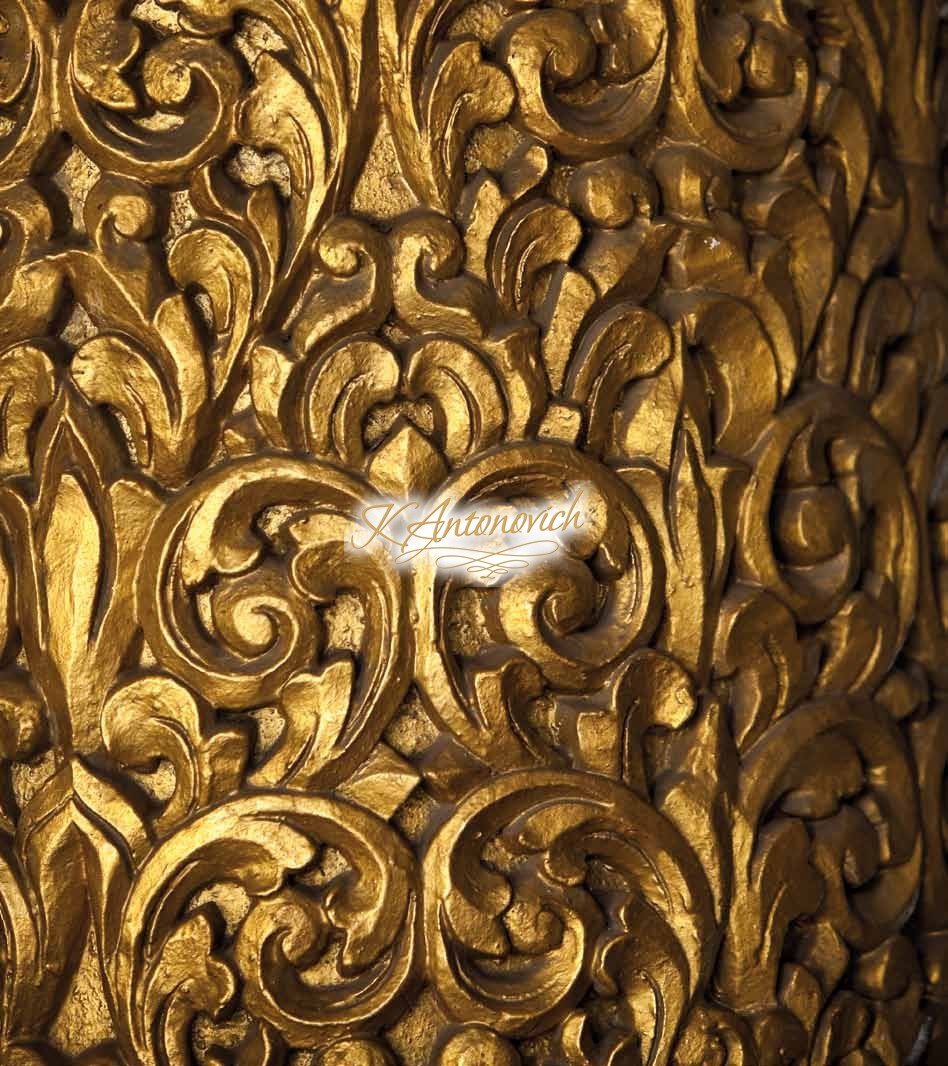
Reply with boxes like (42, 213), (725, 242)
(0, 0), (946, 1062)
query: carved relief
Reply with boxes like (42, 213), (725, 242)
(0, 0), (946, 1062)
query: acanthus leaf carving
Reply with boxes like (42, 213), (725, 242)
(0, 0), (945, 1061)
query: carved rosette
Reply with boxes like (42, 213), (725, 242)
(0, 0), (946, 1062)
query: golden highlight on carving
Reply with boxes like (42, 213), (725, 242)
(0, 0), (946, 1062)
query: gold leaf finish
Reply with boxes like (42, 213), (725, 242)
(0, 0), (947, 1062)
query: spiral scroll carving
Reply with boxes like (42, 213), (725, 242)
(0, 0), (947, 1062)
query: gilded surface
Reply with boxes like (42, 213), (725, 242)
(0, 0), (946, 1062)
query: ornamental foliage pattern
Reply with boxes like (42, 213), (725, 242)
(0, 0), (947, 1063)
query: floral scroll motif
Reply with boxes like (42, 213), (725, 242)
(0, 0), (947, 1063)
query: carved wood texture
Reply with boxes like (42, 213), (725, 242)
(0, 0), (947, 1062)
